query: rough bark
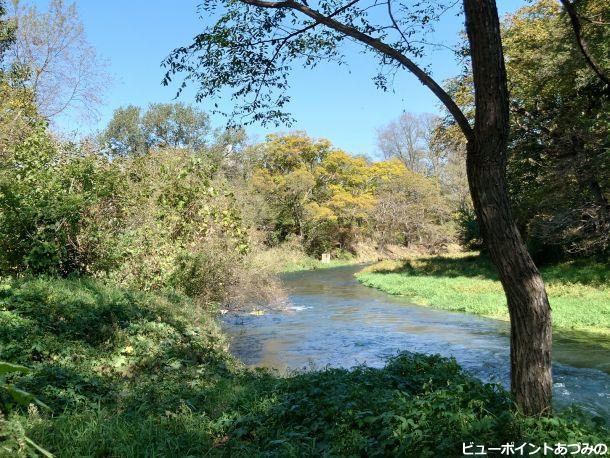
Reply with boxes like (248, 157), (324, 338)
(463, 0), (553, 415)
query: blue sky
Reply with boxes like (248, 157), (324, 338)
(32, 0), (526, 158)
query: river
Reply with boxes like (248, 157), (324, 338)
(222, 265), (610, 421)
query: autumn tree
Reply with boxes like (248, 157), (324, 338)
(9, 0), (109, 121)
(246, 132), (447, 255)
(312, 149), (378, 252)
(249, 132), (331, 244)
(165, 0), (554, 414)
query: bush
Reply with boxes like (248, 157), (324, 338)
(456, 205), (483, 249)
(0, 129), (253, 304)
(0, 127), (125, 276)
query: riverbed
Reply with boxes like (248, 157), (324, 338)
(222, 265), (610, 421)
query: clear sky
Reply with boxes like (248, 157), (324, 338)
(31, 0), (526, 158)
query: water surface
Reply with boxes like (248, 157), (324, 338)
(222, 265), (610, 420)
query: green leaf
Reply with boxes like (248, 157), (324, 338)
(0, 361), (31, 375)
(24, 436), (55, 458)
(4, 385), (51, 410)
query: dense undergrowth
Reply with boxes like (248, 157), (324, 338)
(0, 277), (608, 457)
(356, 252), (610, 339)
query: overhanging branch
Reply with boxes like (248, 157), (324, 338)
(241, 0), (474, 142)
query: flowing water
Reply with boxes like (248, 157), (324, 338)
(222, 265), (610, 421)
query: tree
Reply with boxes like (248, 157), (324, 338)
(9, 0), (109, 121)
(141, 102), (210, 150)
(376, 112), (427, 173)
(428, 121), (470, 211)
(165, 0), (553, 414)
(377, 112), (448, 177)
(249, 132), (331, 243)
(100, 102), (211, 156)
(502, 0), (609, 258)
(377, 111), (470, 207)
(559, 0), (610, 87)
(372, 161), (452, 251)
(0, 0), (13, 64)
(0, 0), (37, 156)
(100, 105), (146, 157)
(444, 1), (609, 258)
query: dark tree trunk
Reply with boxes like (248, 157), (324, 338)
(463, 0), (553, 415)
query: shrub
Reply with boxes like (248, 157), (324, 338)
(0, 127), (125, 276)
(456, 205), (482, 249)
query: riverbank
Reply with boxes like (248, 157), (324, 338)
(1, 277), (607, 456)
(356, 252), (610, 340)
(255, 241), (425, 273)
(250, 243), (365, 273)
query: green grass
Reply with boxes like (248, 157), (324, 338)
(247, 244), (362, 274)
(356, 253), (610, 339)
(0, 277), (607, 456)
(282, 257), (361, 273)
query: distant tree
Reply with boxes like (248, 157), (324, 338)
(142, 102), (210, 150)
(100, 105), (145, 157)
(211, 126), (250, 178)
(419, 113), (446, 178)
(9, 0), (109, 121)
(100, 102), (211, 156)
(372, 165), (452, 251)
(165, 0), (554, 415)
(377, 113), (460, 187)
(250, 132), (331, 242)
(428, 121), (470, 209)
(376, 112), (427, 173)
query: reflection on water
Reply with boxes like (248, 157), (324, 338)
(222, 265), (610, 421)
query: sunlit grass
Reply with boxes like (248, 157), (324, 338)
(356, 253), (610, 337)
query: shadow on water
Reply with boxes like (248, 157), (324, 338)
(222, 265), (610, 421)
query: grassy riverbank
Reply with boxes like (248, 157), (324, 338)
(1, 277), (607, 456)
(251, 244), (365, 273)
(356, 253), (610, 339)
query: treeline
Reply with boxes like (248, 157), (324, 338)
(0, 0), (464, 296)
(0, 100), (456, 285)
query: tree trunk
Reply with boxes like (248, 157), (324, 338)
(463, 0), (553, 415)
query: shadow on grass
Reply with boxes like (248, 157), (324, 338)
(373, 253), (609, 287)
(374, 254), (499, 280)
(553, 327), (610, 360)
